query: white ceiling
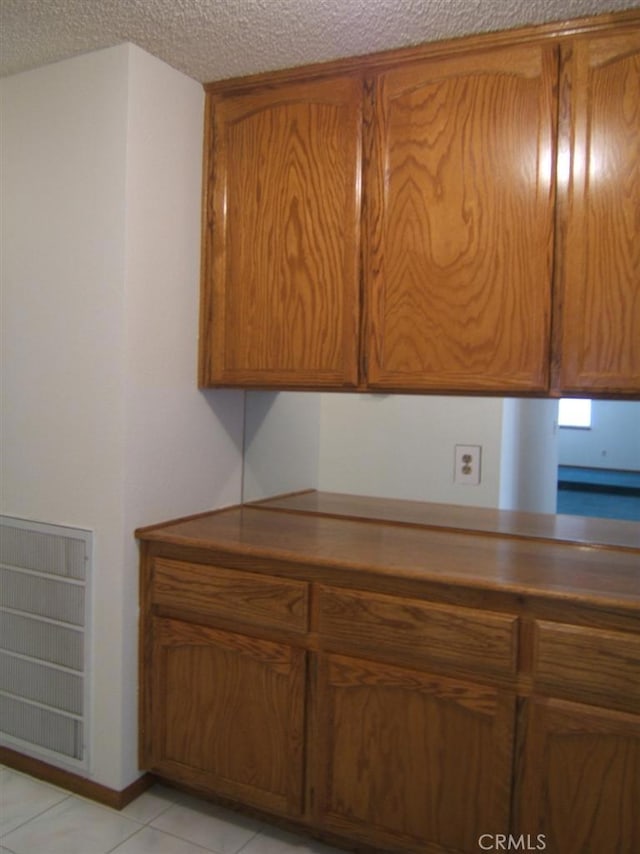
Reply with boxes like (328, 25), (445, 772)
(2, 0), (639, 84)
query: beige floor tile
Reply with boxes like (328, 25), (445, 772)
(111, 824), (220, 853)
(0, 767), (70, 836)
(151, 798), (266, 854)
(1, 795), (142, 854)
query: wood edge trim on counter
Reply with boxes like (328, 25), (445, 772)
(134, 490), (311, 540)
(137, 537), (640, 620)
(203, 9), (640, 93)
(134, 504), (236, 539)
(0, 747), (155, 810)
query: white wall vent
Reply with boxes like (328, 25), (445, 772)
(0, 516), (91, 770)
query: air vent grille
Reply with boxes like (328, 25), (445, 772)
(0, 517), (90, 767)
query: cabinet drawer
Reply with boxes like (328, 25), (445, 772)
(151, 558), (309, 634)
(318, 586), (518, 678)
(533, 621), (640, 714)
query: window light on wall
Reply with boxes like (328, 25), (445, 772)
(558, 398), (592, 428)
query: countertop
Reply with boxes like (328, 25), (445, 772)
(137, 490), (640, 616)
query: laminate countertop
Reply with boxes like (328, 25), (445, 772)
(136, 491), (640, 618)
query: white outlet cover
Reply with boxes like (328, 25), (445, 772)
(454, 444), (481, 485)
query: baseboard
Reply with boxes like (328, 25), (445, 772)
(0, 746), (155, 810)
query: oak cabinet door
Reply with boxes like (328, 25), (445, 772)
(516, 698), (640, 854)
(200, 75), (362, 389)
(365, 44), (557, 392)
(554, 28), (640, 394)
(148, 617), (306, 818)
(314, 653), (515, 852)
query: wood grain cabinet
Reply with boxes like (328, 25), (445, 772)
(199, 14), (640, 395)
(515, 621), (640, 853)
(517, 699), (640, 854)
(199, 75), (363, 389)
(138, 497), (640, 853)
(313, 586), (518, 851)
(315, 653), (515, 852)
(365, 44), (556, 392)
(140, 558), (309, 818)
(554, 27), (640, 394)
(147, 616), (306, 817)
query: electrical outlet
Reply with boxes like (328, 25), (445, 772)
(454, 445), (481, 485)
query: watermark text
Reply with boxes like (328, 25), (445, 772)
(478, 834), (546, 851)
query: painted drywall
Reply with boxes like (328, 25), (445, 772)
(119, 44), (245, 787)
(558, 400), (640, 471)
(243, 392), (320, 501)
(499, 398), (559, 513)
(0, 44), (244, 790)
(316, 393), (504, 506)
(243, 393), (638, 512)
(243, 392), (509, 508)
(1, 46), (130, 789)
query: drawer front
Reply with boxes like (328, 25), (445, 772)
(152, 558), (309, 634)
(533, 621), (640, 714)
(318, 586), (518, 678)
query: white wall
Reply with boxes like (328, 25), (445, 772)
(558, 400), (640, 470)
(243, 393), (639, 513)
(243, 392), (320, 501)
(119, 45), (244, 787)
(243, 392), (506, 508)
(317, 394), (504, 506)
(499, 398), (559, 513)
(1, 46), (130, 790)
(0, 45), (244, 791)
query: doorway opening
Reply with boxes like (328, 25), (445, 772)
(556, 399), (640, 521)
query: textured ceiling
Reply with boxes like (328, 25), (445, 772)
(2, 0), (640, 83)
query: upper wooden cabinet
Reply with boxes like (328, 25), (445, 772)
(199, 14), (640, 395)
(199, 75), (362, 388)
(365, 44), (557, 392)
(554, 28), (640, 394)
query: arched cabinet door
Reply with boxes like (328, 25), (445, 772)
(554, 27), (640, 395)
(148, 616), (306, 818)
(314, 652), (516, 853)
(516, 697), (640, 854)
(200, 75), (363, 389)
(364, 44), (557, 392)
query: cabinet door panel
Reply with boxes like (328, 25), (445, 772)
(201, 76), (362, 388)
(365, 44), (556, 391)
(315, 653), (515, 852)
(517, 698), (640, 854)
(555, 29), (640, 393)
(149, 618), (306, 817)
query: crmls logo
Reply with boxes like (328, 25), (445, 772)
(478, 834), (547, 851)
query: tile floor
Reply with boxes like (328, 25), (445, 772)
(0, 766), (346, 854)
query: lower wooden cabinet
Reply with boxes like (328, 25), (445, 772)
(138, 541), (639, 853)
(516, 698), (640, 854)
(147, 616), (306, 818)
(314, 653), (515, 852)
(516, 618), (640, 854)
